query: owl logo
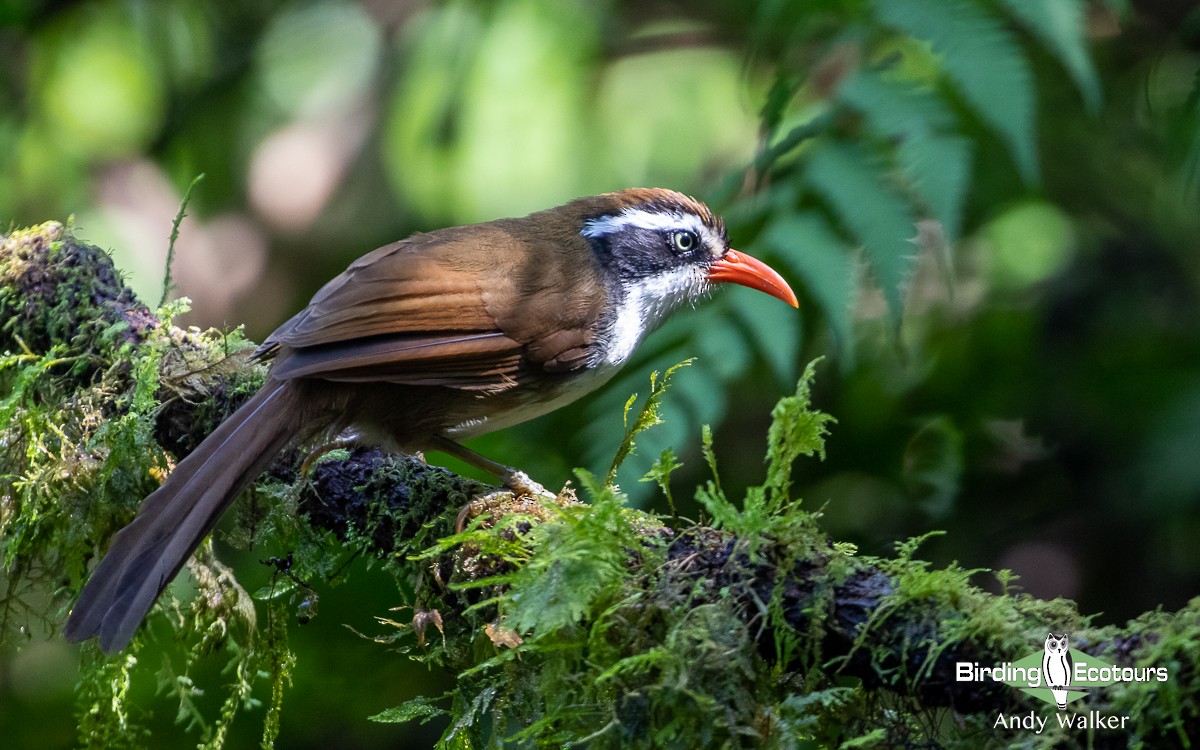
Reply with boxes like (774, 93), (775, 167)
(1042, 633), (1073, 709)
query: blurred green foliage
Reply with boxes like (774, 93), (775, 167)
(2, 0), (1200, 747)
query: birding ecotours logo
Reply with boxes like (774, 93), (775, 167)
(957, 631), (1166, 708)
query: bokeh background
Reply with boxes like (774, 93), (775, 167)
(2, 0), (1199, 747)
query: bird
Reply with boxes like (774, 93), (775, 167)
(64, 188), (798, 653)
(1042, 632), (1074, 710)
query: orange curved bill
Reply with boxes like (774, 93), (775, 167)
(707, 249), (799, 307)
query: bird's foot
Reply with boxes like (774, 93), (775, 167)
(501, 469), (557, 501)
(455, 477), (575, 532)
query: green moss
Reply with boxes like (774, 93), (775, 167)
(369, 364), (860, 748)
(1106, 599), (1200, 746)
(0, 221), (154, 363)
(4, 222), (1197, 748)
(0, 223), (296, 749)
(75, 649), (148, 750)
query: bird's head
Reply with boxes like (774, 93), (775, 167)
(579, 188), (797, 308)
(573, 188), (797, 365)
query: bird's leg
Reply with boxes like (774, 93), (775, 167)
(428, 435), (555, 499)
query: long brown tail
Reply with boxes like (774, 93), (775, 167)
(65, 381), (297, 653)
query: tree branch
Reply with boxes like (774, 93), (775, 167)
(2, 222), (1196, 748)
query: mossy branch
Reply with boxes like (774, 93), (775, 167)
(2, 222), (1197, 748)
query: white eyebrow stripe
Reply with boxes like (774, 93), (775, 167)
(581, 208), (719, 253)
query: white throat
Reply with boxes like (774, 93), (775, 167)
(602, 266), (705, 366)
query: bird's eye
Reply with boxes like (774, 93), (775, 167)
(671, 230), (697, 254)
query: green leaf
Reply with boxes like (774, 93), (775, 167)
(440, 687), (497, 748)
(621, 392), (638, 427)
(892, 529), (947, 563)
(898, 132), (972, 245)
(872, 0), (1038, 182)
(842, 68), (974, 242)
(602, 358), (729, 499)
(369, 695), (448, 725)
(840, 727), (888, 749)
(837, 68), (955, 137)
(754, 113), (835, 176)
(760, 74), (799, 133)
(998, 0), (1101, 113)
(805, 141), (916, 324)
(762, 212), (855, 356)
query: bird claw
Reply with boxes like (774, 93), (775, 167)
(502, 470), (556, 500)
(455, 475), (571, 532)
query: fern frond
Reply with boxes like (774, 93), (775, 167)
(998, 0), (1102, 113)
(761, 212), (856, 359)
(837, 68), (955, 137)
(805, 141), (918, 325)
(898, 133), (973, 245)
(730, 281), (804, 384)
(872, 0), (1038, 182)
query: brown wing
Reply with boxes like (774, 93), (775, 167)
(259, 224), (608, 391)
